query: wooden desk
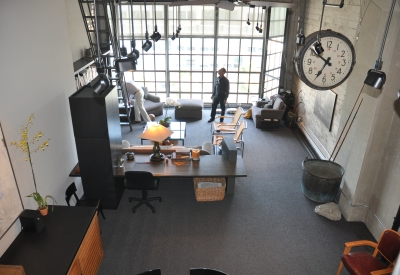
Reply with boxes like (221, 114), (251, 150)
(0, 206), (103, 275)
(115, 154), (247, 194)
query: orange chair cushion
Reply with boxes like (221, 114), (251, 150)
(342, 251), (387, 275)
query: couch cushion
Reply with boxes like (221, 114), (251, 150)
(176, 99), (203, 110)
(273, 98), (284, 110)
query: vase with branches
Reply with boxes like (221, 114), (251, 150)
(10, 114), (56, 215)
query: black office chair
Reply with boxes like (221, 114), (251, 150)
(190, 268), (228, 275)
(137, 269), (161, 275)
(65, 182), (105, 219)
(124, 171), (162, 213)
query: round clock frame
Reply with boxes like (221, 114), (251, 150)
(295, 29), (356, 90)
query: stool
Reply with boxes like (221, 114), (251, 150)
(175, 99), (203, 120)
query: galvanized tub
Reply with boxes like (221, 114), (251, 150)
(301, 158), (345, 203)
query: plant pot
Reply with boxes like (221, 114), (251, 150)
(160, 122), (170, 128)
(38, 206), (48, 216)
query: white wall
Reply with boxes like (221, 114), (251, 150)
(293, 0), (400, 239)
(0, 0), (82, 255)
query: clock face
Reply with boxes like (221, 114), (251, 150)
(296, 30), (356, 90)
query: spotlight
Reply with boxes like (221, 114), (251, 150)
(178, 24), (182, 32)
(364, 69), (386, 89)
(296, 29), (305, 46)
(150, 31), (161, 42)
(312, 41), (324, 55)
(176, 32), (179, 38)
(171, 32), (176, 41)
(255, 23), (259, 31)
(259, 27), (262, 33)
(246, 19), (250, 25)
(130, 48), (140, 60)
(120, 46), (128, 57)
(142, 40), (152, 52)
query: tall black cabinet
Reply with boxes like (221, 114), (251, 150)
(69, 85), (124, 209)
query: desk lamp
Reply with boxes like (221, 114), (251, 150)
(139, 124), (173, 162)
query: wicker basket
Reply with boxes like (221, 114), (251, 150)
(194, 177), (226, 202)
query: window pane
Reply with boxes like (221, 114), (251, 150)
(249, 73), (260, 83)
(180, 72), (191, 82)
(229, 39), (240, 55)
(170, 72), (179, 82)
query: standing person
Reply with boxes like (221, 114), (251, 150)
(209, 67), (230, 123)
(126, 81), (151, 123)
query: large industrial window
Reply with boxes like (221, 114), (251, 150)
(119, 4), (288, 104)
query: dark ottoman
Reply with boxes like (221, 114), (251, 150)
(175, 99), (203, 120)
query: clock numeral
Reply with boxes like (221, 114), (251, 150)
(341, 50), (345, 57)
(322, 76), (326, 83)
(331, 74), (336, 81)
(341, 59), (347, 66)
(307, 58), (312, 65)
(337, 44), (340, 51)
(337, 68), (342, 74)
(327, 41), (332, 49)
(308, 67), (313, 74)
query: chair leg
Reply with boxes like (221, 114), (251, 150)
(336, 261), (344, 275)
(128, 191), (162, 214)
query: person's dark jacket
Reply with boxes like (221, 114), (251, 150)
(212, 76), (229, 100)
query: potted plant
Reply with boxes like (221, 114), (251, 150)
(10, 114), (57, 216)
(159, 116), (172, 127)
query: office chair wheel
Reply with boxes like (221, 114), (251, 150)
(152, 209), (155, 213)
(129, 198), (133, 202)
(132, 209), (136, 214)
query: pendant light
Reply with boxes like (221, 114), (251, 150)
(259, 6), (265, 33)
(150, 0), (161, 42)
(365, 0), (396, 89)
(90, 0), (110, 94)
(171, 7), (176, 40)
(312, 0), (344, 55)
(246, 5), (251, 25)
(255, 7), (260, 31)
(129, 0), (140, 60)
(176, 7), (181, 36)
(142, 0), (153, 51)
(118, 0), (127, 57)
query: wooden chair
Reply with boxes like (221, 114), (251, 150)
(65, 182), (105, 219)
(190, 268), (227, 275)
(336, 229), (400, 275)
(125, 171), (162, 214)
(213, 120), (247, 157)
(138, 269), (161, 275)
(211, 106), (244, 134)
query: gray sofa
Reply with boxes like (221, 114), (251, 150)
(251, 96), (286, 129)
(129, 87), (164, 120)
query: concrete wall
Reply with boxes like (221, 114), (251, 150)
(0, 0), (83, 256)
(292, 0), (400, 239)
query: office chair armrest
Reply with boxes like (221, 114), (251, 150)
(343, 240), (378, 254)
(370, 267), (394, 275)
(215, 115), (233, 119)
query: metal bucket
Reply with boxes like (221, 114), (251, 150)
(301, 158), (345, 203)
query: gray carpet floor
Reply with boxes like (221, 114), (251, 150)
(97, 108), (373, 275)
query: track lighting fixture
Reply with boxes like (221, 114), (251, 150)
(312, 0), (344, 55)
(259, 6), (265, 33)
(246, 5), (251, 25)
(150, 0), (161, 42)
(171, 6), (176, 41)
(365, 0), (396, 90)
(142, 0), (152, 51)
(90, 0), (110, 94)
(129, 0), (140, 61)
(118, 0), (127, 57)
(255, 7), (260, 31)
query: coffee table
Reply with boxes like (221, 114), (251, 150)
(141, 122), (186, 145)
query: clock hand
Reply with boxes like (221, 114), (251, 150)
(314, 57), (332, 80)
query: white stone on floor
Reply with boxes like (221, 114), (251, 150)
(314, 202), (341, 221)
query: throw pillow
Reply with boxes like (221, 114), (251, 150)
(244, 108), (252, 118)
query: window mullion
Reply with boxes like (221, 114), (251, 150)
(260, 7), (271, 98)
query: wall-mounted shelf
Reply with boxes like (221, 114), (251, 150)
(73, 57), (95, 75)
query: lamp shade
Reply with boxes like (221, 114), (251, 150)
(115, 56), (136, 73)
(139, 124), (173, 143)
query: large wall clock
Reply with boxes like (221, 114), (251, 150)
(295, 29), (356, 90)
